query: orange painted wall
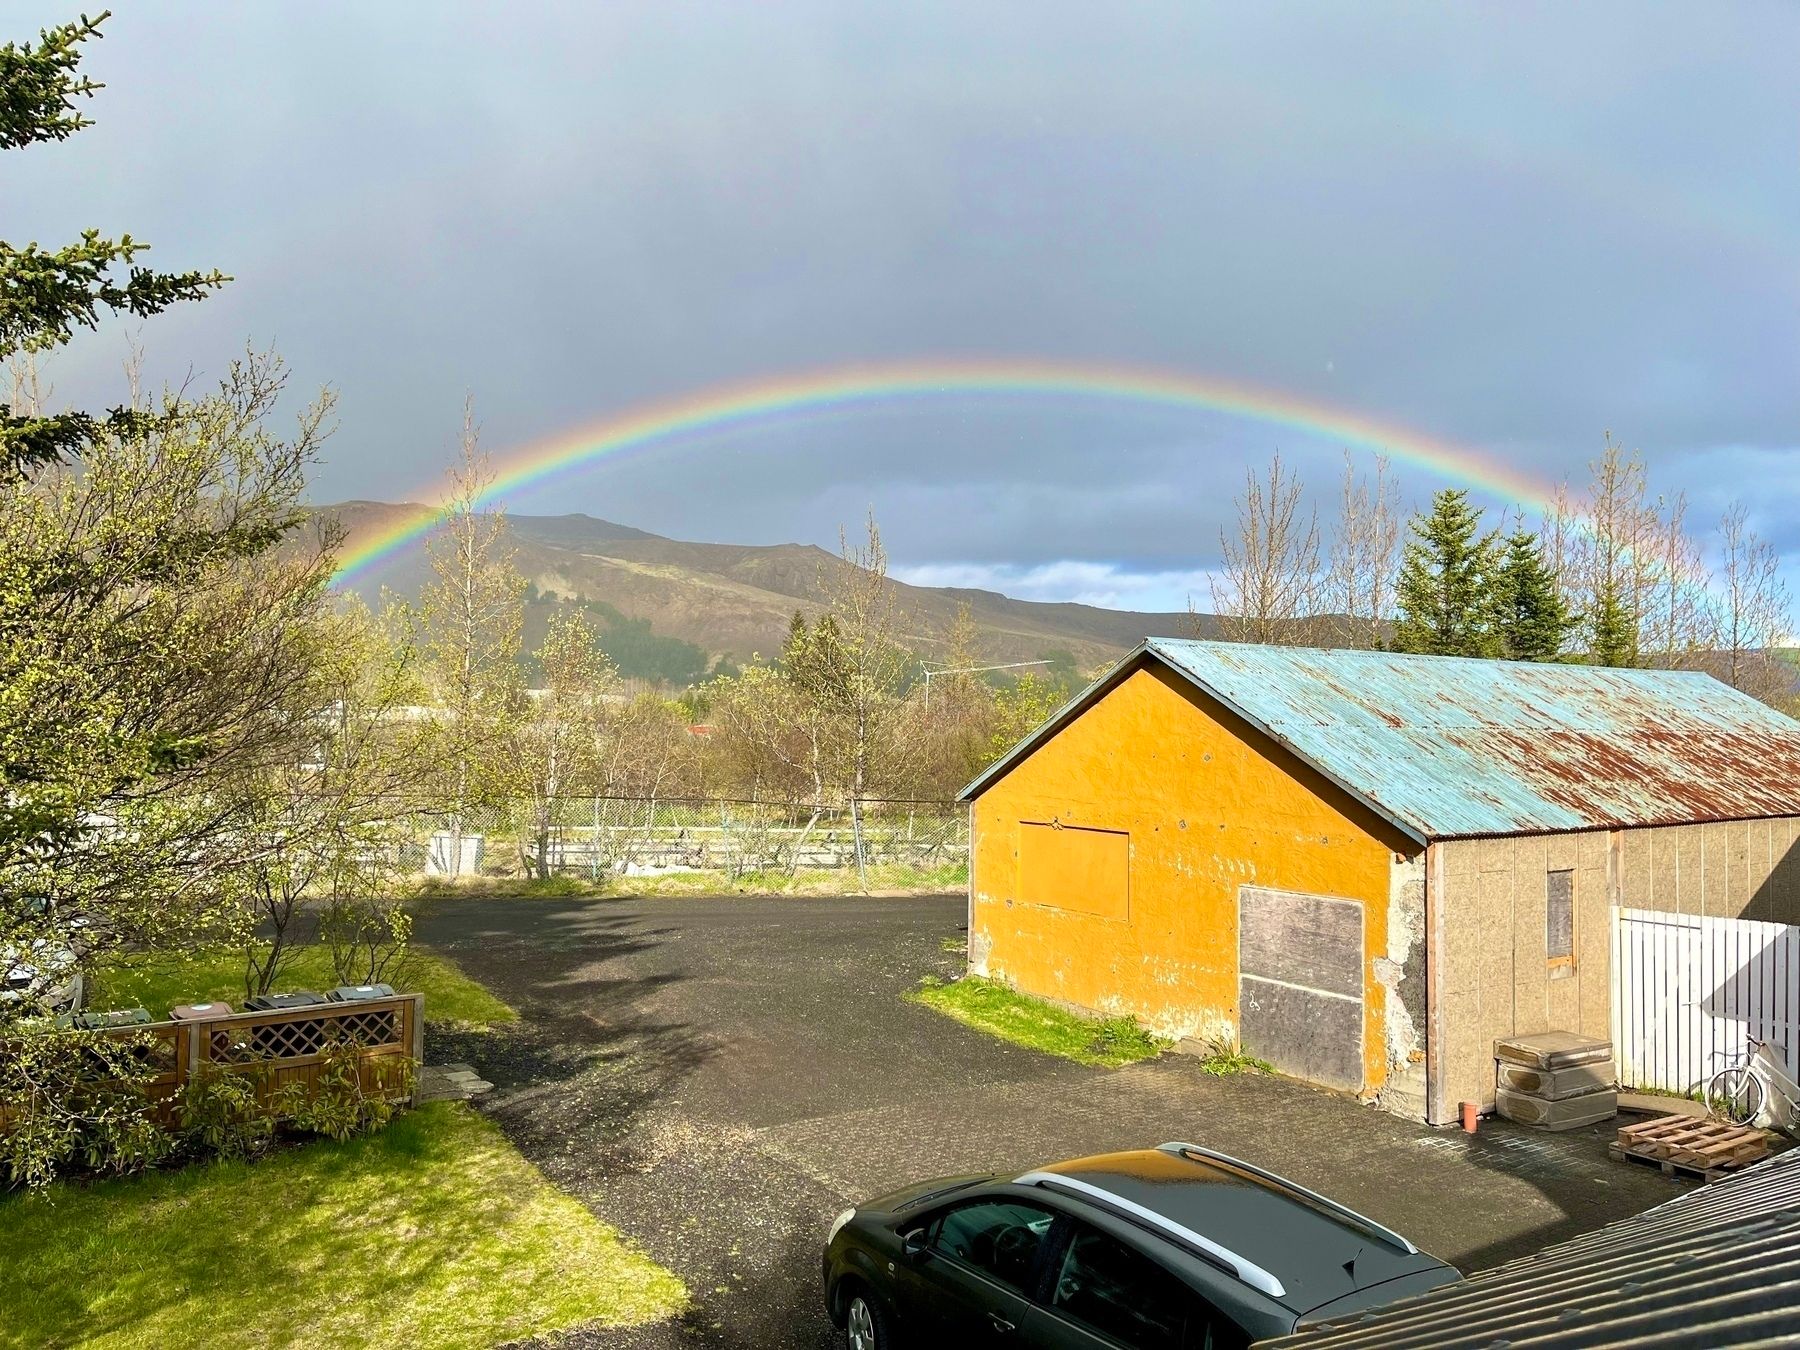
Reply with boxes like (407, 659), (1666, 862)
(969, 662), (1414, 1093)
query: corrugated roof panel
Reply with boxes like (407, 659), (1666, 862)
(1144, 640), (1800, 839)
(1261, 1147), (1800, 1348)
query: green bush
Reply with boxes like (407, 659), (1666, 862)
(178, 1067), (276, 1161)
(0, 1031), (175, 1188)
(276, 1039), (413, 1142)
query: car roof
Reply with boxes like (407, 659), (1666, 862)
(1015, 1143), (1444, 1315)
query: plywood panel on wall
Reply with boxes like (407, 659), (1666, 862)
(1019, 821), (1130, 922)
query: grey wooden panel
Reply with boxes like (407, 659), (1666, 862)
(1238, 886), (1363, 998)
(1547, 869), (1575, 961)
(1240, 975), (1364, 1091)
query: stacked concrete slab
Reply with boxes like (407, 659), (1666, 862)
(1494, 1030), (1618, 1130)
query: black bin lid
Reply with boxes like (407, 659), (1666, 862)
(244, 991), (328, 1011)
(327, 983), (395, 1001)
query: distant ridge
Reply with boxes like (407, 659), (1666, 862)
(319, 500), (1208, 677)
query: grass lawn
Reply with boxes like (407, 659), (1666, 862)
(908, 975), (1166, 1067)
(630, 859), (969, 897)
(88, 944), (517, 1030)
(0, 1102), (685, 1350)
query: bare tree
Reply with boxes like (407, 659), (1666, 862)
(1642, 495), (1714, 669)
(232, 597), (433, 995)
(1209, 452), (1321, 644)
(1714, 501), (1794, 707)
(1554, 435), (1712, 668)
(416, 401), (524, 876)
(1324, 452), (1403, 649)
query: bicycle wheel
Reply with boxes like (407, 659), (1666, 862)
(1706, 1065), (1764, 1125)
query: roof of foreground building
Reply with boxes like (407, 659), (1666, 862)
(1260, 1144), (1800, 1348)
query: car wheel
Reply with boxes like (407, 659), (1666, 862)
(843, 1286), (891, 1350)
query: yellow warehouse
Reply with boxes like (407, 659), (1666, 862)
(960, 640), (1800, 1122)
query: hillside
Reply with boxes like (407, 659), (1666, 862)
(324, 501), (1207, 681)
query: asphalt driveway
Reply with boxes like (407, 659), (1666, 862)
(416, 894), (1682, 1349)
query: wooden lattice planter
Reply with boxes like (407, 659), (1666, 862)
(0, 995), (423, 1135)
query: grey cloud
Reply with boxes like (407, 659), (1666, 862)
(8, 1), (1798, 599)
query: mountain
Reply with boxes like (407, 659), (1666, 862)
(323, 501), (1210, 682)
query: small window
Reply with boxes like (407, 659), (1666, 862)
(1047, 1225), (1246, 1350)
(1547, 869), (1575, 967)
(930, 1200), (1056, 1294)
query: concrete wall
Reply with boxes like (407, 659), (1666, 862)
(1431, 818), (1800, 1122)
(968, 662), (1416, 1095)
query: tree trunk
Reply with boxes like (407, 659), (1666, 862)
(533, 815), (551, 880)
(850, 794), (869, 894)
(789, 805), (823, 888)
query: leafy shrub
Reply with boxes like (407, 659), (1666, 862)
(177, 1066), (276, 1161)
(320, 894), (413, 987)
(276, 1039), (413, 1142)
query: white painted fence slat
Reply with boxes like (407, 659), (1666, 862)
(1613, 906), (1800, 1095)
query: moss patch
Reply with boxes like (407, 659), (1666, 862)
(0, 1102), (683, 1350)
(908, 975), (1165, 1067)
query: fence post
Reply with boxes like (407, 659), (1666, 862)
(408, 993), (425, 1104)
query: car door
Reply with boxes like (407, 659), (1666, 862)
(890, 1196), (1059, 1341)
(1030, 1221), (1251, 1350)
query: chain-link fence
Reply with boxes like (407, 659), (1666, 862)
(416, 796), (967, 879)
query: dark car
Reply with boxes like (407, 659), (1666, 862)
(822, 1142), (1459, 1348)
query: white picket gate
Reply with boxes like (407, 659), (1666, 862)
(1612, 905), (1800, 1095)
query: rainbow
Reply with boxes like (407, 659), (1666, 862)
(331, 357), (1555, 586)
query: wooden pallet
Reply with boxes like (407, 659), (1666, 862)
(1612, 1114), (1768, 1180)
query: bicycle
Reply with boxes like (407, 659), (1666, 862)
(1705, 1037), (1800, 1134)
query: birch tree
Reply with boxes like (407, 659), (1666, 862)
(417, 405), (524, 875)
(1713, 501), (1793, 707)
(1209, 452), (1321, 644)
(822, 514), (919, 888)
(1560, 436), (1712, 668)
(1324, 452), (1403, 649)
(514, 609), (613, 877)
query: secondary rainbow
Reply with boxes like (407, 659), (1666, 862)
(332, 357), (1554, 586)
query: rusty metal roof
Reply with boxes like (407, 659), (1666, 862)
(961, 639), (1800, 840)
(1261, 1145), (1800, 1348)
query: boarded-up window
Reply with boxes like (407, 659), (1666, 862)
(1018, 822), (1129, 921)
(1238, 887), (1365, 1092)
(1547, 869), (1575, 966)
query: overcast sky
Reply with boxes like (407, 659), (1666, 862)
(11, 2), (1799, 611)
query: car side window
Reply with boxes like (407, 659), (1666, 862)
(928, 1199), (1057, 1294)
(1048, 1224), (1246, 1350)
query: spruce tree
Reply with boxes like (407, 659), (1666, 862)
(1493, 529), (1574, 661)
(2, 15), (226, 477)
(1391, 489), (1499, 657)
(1589, 577), (1637, 667)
